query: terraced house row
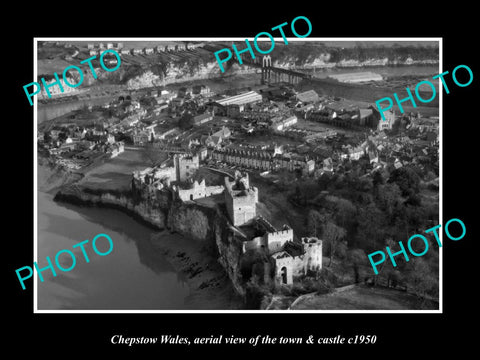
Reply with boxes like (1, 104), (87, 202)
(210, 146), (315, 176)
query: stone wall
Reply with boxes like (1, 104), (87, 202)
(265, 228), (294, 254)
(175, 180), (224, 202)
(174, 154), (199, 182)
(242, 236), (267, 253)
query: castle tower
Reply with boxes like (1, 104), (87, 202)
(174, 153), (199, 183)
(224, 171), (258, 226)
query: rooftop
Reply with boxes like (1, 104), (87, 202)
(296, 90), (320, 103)
(215, 91), (262, 106)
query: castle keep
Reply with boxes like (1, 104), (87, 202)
(224, 172), (258, 227)
(241, 222), (322, 286)
(132, 157), (322, 287)
(174, 154), (199, 182)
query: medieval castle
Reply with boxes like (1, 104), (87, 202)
(132, 153), (322, 286)
(224, 172), (259, 227)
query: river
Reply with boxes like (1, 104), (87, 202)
(37, 96), (118, 124)
(305, 64), (440, 78)
(37, 65), (439, 124)
(37, 191), (191, 310)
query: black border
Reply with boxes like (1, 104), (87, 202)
(7, 6), (477, 355)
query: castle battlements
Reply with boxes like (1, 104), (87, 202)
(224, 171), (258, 226)
(240, 221), (323, 286)
(174, 153), (199, 183)
(269, 228), (293, 237)
(132, 165), (176, 190)
(242, 224), (293, 255)
(174, 178), (224, 202)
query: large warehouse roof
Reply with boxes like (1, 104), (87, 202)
(215, 91), (263, 106)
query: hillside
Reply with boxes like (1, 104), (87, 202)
(37, 41), (440, 91)
(288, 284), (438, 310)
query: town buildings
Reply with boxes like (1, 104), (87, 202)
(212, 91), (263, 116)
(295, 89), (320, 104)
(271, 115), (298, 131)
(37, 41), (440, 299)
(193, 112), (214, 126)
(211, 145), (315, 176)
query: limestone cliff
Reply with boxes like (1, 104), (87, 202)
(167, 200), (245, 295)
(54, 185), (246, 296)
(167, 201), (212, 242)
(212, 211), (245, 296)
(55, 188), (168, 229)
(120, 53), (439, 92)
(124, 62), (256, 90)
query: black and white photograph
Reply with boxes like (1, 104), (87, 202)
(34, 38), (441, 312)
(7, 7), (477, 356)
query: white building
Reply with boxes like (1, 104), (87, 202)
(271, 115), (298, 131)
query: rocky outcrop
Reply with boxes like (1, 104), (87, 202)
(122, 54), (439, 92)
(212, 208), (246, 296)
(167, 200), (245, 295)
(55, 188), (168, 229)
(167, 201), (212, 242)
(124, 61), (257, 90)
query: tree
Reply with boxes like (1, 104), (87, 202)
(384, 268), (403, 288)
(388, 167), (421, 197)
(329, 197), (356, 237)
(405, 193), (422, 207)
(178, 112), (194, 130)
(355, 203), (384, 250)
(58, 131), (67, 142)
(346, 248), (367, 284)
(375, 183), (402, 220)
(43, 130), (51, 143)
(307, 209), (324, 238)
(372, 170), (386, 187)
(322, 220), (347, 267)
(406, 258), (437, 299)
(293, 184), (302, 204)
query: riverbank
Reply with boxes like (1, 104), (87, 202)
(37, 155), (83, 194)
(151, 232), (244, 309)
(37, 62), (439, 124)
(38, 159), (244, 310)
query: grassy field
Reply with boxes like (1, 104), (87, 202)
(78, 149), (159, 191)
(236, 132), (305, 149)
(290, 284), (438, 310)
(250, 171), (308, 236)
(293, 119), (357, 134)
